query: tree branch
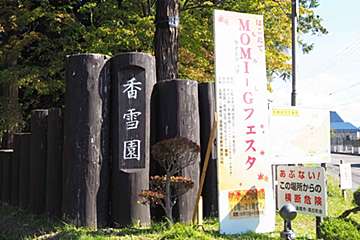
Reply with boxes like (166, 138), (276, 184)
(339, 206), (360, 219)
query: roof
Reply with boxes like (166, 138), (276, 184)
(330, 111), (359, 131)
(331, 122), (359, 132)
(330, 111), (344, 122)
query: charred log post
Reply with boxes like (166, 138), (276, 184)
(18, 133), (31, 209)
(110, 53), (155, 227)
(46, 108), (63, 217)
(0, 151), (2, 201)
(0, 149), (13, 204)
(62, 54), (110, 228)
(198, 83), (218, 218)
(11, 136), (21, 206)
(153, 79), (200, 223)
(29, 110), (48, 214)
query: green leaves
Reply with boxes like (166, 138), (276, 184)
(0, 0), (327, 135)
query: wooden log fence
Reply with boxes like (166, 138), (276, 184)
(0, 53), (217, 230)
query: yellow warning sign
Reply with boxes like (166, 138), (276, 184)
(272, 108), (299, 117)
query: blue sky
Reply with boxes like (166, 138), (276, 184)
(271, 0), (360, 127)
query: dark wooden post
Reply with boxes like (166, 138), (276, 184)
(110, 53), (155, 227)
(10, 135), (19, 209)
(155, 0), (179, 81)
(18, 133), (31, 209)
(46, 108), (63, 217)
(198, 83), (218, 218)
(0, 151), (2, 202)
(153, 79), (200, 223)
(29, 110), (48, 214)
(62, 54), (110, 228)
(11, 136), (20, 206)
(0, 149), (13, 204)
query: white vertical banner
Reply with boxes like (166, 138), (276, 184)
(214, 9), (275, 234)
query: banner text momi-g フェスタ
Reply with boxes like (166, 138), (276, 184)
(214, 9), (275, 234)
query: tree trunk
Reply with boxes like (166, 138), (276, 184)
(0, 54), (20, 149)
(155, 0), (179, 81)
(165, 175), (173, 223)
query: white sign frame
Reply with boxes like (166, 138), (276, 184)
(276, 165), (327, 217)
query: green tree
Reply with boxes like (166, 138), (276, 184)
(0, 0), (326, 137)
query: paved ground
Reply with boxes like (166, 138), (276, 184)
(328, 153), (360, 191)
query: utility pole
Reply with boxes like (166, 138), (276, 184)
(291, 0), (297, 106)
(154, 0), (180, 82)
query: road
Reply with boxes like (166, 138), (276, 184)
(328, 153), (360, 191)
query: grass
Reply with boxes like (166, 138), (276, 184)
(0, 176), (359, 240)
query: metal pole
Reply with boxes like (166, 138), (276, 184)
(291, 0), (297, 106)
(316, 163), (327, 239)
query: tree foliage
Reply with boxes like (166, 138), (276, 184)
(0, 0), (327, 135)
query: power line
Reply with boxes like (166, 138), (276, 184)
(302, 34), (360, 80)
(328, 82), (360, 96)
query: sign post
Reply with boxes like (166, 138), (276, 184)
(214, 9), (275, 234)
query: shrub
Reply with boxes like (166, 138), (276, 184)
(320, 217), (360, 240)
(139, 137), (200, 224)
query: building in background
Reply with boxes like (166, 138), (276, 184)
(330, 111), (360, 153)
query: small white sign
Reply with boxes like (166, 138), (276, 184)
(340, 163), (352, 189)
(277, 165), (327, 217)
(269, 107), (331, 164)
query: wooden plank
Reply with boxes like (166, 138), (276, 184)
(192, 114), (217, 223)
